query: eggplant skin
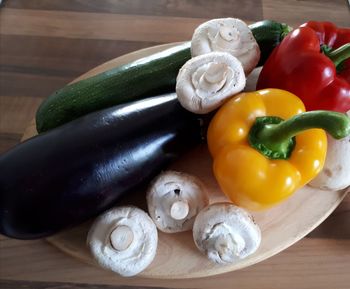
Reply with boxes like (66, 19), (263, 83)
(0, 94), (203, 239)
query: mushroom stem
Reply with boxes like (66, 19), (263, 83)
(147, 170), (209, 233)
(214, 232), (245, 258)
(200, 62), (228, 92)
(110, 225), (134, 251)
(170, 200), (190, 220)
(215, 234), (233, 258)
(216, 26), (241, 49)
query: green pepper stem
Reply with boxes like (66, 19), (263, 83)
(249, 111), (350, 160)
(327, 43), (350, 69)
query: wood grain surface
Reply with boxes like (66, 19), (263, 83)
(0, 280), (176, 289)
(0, 1), (349, 289)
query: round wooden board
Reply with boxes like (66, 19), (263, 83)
(22, 43), (349, 279)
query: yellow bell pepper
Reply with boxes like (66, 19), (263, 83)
(207, 89), (350, 210)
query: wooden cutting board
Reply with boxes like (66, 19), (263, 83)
(22, 43), (349, 279)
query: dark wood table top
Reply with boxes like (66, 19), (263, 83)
(0, 1), (349, 289)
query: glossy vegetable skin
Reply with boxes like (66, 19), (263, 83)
(257, 22), (350, 112)
(301, 21), (350, 83)
(0, 94), (204, 239)
(207, 89), (350, 210)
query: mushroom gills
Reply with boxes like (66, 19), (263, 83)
(193, 202), (261, 265)
(176, 52), (246, 114)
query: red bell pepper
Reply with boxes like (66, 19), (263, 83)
(257, 21), (350, 112)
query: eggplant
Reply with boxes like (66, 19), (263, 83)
(0, 94), (205, 239)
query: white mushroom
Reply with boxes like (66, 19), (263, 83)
(309, 111), (350, 191)
(193, 202), (261, 265)
(147, 170), (209, 233)
(176, 52), (246, 114)
(87, 206), (158, 277)
(191, 18), (260, 75)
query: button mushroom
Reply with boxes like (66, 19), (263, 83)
(147, 170), (209, 233)
(309, 111), (350, 191)
(191, 18), (261, 75)
(193, 202), (261, 264)
(176, 52), (246, 114)
(87, 206), (158, 277)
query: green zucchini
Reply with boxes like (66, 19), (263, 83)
(36, 42), (192, 133)
(36, 20), (292, 133)
(250, 19), (293, 66)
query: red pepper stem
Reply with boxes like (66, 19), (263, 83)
(249, 111), (350, 160)
(328, 43), (350, 68)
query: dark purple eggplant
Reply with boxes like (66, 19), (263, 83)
(0, 93), (205, 239)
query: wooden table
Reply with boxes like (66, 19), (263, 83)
(0, 1), (349, 289)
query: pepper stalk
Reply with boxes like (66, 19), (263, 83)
(322, 42), (350, 72)
(249, 110), (350, 160)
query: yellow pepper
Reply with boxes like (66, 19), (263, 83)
(207, 89), (350, 210)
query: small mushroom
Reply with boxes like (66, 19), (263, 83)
(309, 111), (350, 191)
(191, 18), (260, 75)
(193, 202), (261, 265)
(176, 52), (246, 114)
(147, 170), (209, 233)
(87, 206), (158, 277)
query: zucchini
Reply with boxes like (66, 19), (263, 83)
(0, 94), (205, 239)
(249, 20), (293, 66)
(36, 20), (291, 133)
(36, 43), (192, 133)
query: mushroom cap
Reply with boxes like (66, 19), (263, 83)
(191, 18), (260, 75)
(193, 202), (261, 264)
(147, 170), (209, 233)
(309, 125), (350, 191)
(176, 52), (246, 114)
(87, 206), (158, 277)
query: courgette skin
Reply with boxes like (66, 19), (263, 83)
(250, 20), (293, 66)
(36, 20), (291, 133)
(36, 42), (192, 133)
(0, 94), (204, 239)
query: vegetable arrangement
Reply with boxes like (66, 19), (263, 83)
(35, 19), (291, 133)
(1, 17), (350, 277)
